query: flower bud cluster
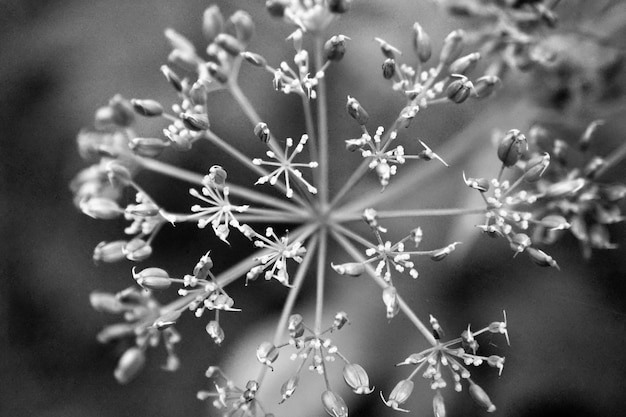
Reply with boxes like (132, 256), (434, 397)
(265, 0), (351, 33)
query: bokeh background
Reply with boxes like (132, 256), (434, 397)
(1, 1), (626, 416)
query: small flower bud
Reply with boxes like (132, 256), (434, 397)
(165, 28), (196, 55)
(328, 0), (350, 14)
(331, 262), (365, 277)
(90, 291), (125, 314)
(497, 129), (527, 167)
(130, 99), (164, 117)
(526, 247), (559, 269)
(382, 379), (414, 412)
(114, 347), (146, 384)
(97, 323), (136, 343)
(229, 10), (255, 44)
(382, 58), (396, 79)
(412, 23), (432, 62)
(93, 240), (127, 263)
(346, 96), (369, 125)
(80, 197), (122, 220)
(343, 363), (373, 394)
(382, 286), (400, 320)
(473, 75), (501, 98)
(160, 65), (183, 92)
(468, 382), (496, 412)
(256, 341), (279, 368)
(242, 51), (267, 67)
(266, 0), (285, 17)
(108, 94), (135, 127)
(430, 242), (461, 261)
(439, 30), (465, 65)
(463, 172), (490, 192)
(279, 376), (299, 403)
(106, 161), (132, 187)
(446, 76), (474, 104)
(123, 238), (153, 262)
(288, 314), (304, 338)
(321, 391), (348, 417)
(433, 391), (446, 417)
(206, 320), (225, 345)
(449, 52), (480, 75)
(523, 152), (550, 182)
(325, 35), (349, 61)
(202, 5), (224, 43)
(129, 137), (169, 157)
(180, 112), (210, 131)
(333, 311), (350, 330)
(133, 267), (171, 290)
(254, 122), (271, 143)
(208, 165), (227, 186)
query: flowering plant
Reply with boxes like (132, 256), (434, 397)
(71, 1), (626, 416)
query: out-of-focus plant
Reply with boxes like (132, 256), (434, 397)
(71, 1), (626, 416)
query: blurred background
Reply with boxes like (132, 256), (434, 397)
(1, 1), (626, 416)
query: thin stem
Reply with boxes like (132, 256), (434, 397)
(301, 97), (318, 172)
(314, 35), (329, 207)
(204, 129), (267, 177)
(596, 139), (626, 178)
(330, 228), (438, 347)
(314, 227), (328, 334)
(333, 207), (486, 222)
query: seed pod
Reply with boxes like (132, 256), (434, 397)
(279, 376), (299, 403)
(449, 52), (480, 75)
(325, 35), (349, 61)
(343, 363), (373, 394)
(206, 320), (225, 345)
(254, 122), (271, 143)
(208, 165), (227, 185)
(333, 311), (349, 330)
(131, 99), (164, 117)
(129, 137), (169, 157)
(382, 286), (400, 319)
(331, 262), (365, 277)
(346, 96), (369, 125)
(123, 238), (153, 262)
(93, 240), (127, 263)
(288, 314), (304, 338)
(382, 379), (414, 412)
(321, 391), (348, 417)
(114, 347), (146, 384)
(497, 129), (527, 167)
(523, 153), (550, 182)
(446, 76), (474, 104)
(180, 112), (210, 131)
(256, 341), (279, 368)
(526, 247), (559, 269)
(510, 233), (531, 254)
(430, 242), (461, 261)
(473, 75), (500, 98)
(229, 10), (255, 44)
(439, 30), (465, 65)
(463, 172), (490, 192)
(382, 58), (396, 79)
(468, 382), (496, 412)
(80, 197), (122, 220)
(133, 267), (171, 290)
(412, 22), (432, 62)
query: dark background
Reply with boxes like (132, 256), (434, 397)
(1, 1), (626, 416)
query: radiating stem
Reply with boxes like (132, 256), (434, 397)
(314, 227), (328, 334)
(314, 35), (329, 207)
(302, 97), (319, 172)
(333, 207), (486, 222)
(330, 228), (438, 347)
(596, 139), (626, 179)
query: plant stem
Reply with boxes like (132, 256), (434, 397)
(333, 207), (486, 222)
(314, 35), (329, 207)
(596, 139), (626, 178)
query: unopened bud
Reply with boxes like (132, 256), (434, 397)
(123, 238), (152, 262)
(463, 172), (490, 192)
(242, 51), (267, 67)
(325, 35), (349, 61)
(93, 240), (127, 263)
(446, 76), (474, 104)
(382, 379), (414, 412)
(468, 382), (496, 412)
(80, 197), (122, 220)
(473, 75), (501, 98)
(382, 58), (396, 79)
(343, 363), (373, 394)
(382, 286), (400, 320)
(346, 96), (369, 125)
(131, 99), (163, 117)
(254, 122), (271, 143)
(129, 137), (169, 157)
(108, 94), (135, 127)
(114, 347), (146, 384)
(288, 314), (304, 338)
(449, 52), (480, 75)
(439, 30), (465, 65)
(321, 391), (348, 417)
(279, 376), (299, 403)
(412, 23), (432, 62)
(202, 5), (224, 43)
(524, 153), (550, 182)
(510, 233), (531, 254)
(206, 320), (225, 345)
(180, 112), (210, 131)
(97, 323), (135, 343)
(208, 165), (227, 185)
(256, 341), (279, 368)
(333, 311), (350, 330)
(497, 129), (527, 167)
(526, 247), (559, 269)
(540, 215), (570, 230)
(133, 267), (171, 290)
(332, 262), (365, 277)
(160, 65), (183, 92)
(229, 10), (255, 44)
